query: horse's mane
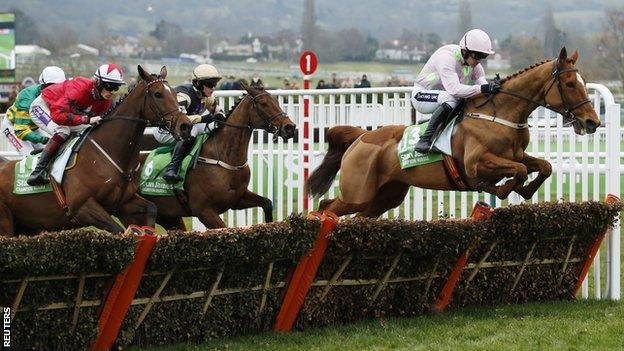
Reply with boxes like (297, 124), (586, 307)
(499, 59), (553, 84)
(225, 96), (245, 118)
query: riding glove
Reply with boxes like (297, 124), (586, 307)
(480, 81), (501, 94)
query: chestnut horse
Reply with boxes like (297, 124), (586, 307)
(0, 66), (192, 236)
(124, 85), (297, 229)
(307, 47), (601, 217)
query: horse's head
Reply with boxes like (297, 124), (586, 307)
(241, 84), (297, 139)
(545, 47), (600, 135)
(137, 65), (192, 140)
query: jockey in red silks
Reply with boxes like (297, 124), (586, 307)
(27, 63), (125, 185)
(410, 29), (500, 154)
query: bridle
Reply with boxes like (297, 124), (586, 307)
(90, 77), (182, 181)
(217, 92), (289, 134)
(198, 91), (290, 170)
(98, 78), (181, 130)
(482, 60), (591, 127)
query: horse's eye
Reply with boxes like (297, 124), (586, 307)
(154, 92), (163, 98)
(565, 82), (575, 88)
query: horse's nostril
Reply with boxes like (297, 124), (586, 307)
(585, 119), (598, 133)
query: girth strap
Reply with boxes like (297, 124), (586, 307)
(50, 177), (80, 224)
(442, 155), (470, 191)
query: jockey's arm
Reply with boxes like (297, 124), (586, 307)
(439, 61), (482, 99)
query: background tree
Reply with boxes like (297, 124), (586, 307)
(597, 8), (624, 89)
(500, 34), (544, 70)
(542, 4), (567, 57)
(300, 0), (317, 51)
(457, 0), (473, 38)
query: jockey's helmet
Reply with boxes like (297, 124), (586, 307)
(192, 64), (221, 91)
(459, 29), (495, 55)
(38, 66), (66, 85)
(93, 63), (126, 89)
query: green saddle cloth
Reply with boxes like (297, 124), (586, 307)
(139, 133), (208, 196)
(397, 122), (444, 170)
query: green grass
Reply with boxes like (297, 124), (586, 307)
(128, 299), (623, 351)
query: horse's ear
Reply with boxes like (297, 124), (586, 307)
(569, 49), (579, 64)
(137, 65), (150, 81)
(557, 46), (567, 65)
(159, 66), (167, 79)
(241, 82), (252, 93)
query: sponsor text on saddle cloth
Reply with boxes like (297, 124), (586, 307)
(397, 117), (457, 169)
(139, 133), (208, 196)
(13, 137), (80, 195)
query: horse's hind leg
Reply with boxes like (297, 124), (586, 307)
(322, 197), (367, 217)
(358, 182), (410, 218)
(0, 203), (15, 236)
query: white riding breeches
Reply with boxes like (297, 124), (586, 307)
(29, 95), (89, 137)
(410, 86), (459, 114)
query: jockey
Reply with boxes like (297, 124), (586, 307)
(26, 63), (125, 186)
(3, 66), (66, 156)
(154, 63), (225, 183)
(411, 29), (501, 153)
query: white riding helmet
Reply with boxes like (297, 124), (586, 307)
(459, 29), (495, 55)
(94, 63), (126, 85)
(38, 66), (66, 84)
(192, 64), (221, 81)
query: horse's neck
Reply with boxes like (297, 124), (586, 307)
(202, 100), (252, 165)
(90, 98), (145, 171)
(490, 62), (555, 123)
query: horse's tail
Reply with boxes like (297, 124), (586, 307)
(306, 126), (367, 197)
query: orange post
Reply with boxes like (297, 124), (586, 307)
(432, 201), (493, 313)
(90, 226), (158, 351)
(274, 211), (339, 332)
(572, 194), (620, 298)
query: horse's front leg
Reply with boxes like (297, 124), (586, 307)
(71, 197), (125, 233)
(196, 207), (226, 229)
(117, 194), (158, 228)
(470, 152), (528, 200)
(232, 189), (274, 223)
(513, 153), (552, 199)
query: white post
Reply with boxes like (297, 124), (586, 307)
(606, 103), (621, 300)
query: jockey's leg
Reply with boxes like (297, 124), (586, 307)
(26, 131), (68, 186)
(231, 189), (274, 222)
(163, 137), (195, 183)
(415, 102), (453, 154)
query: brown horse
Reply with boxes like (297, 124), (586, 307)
(307, 47), (601, 217)
(0, 66), (192, 236)
(123, 84), (297, 230)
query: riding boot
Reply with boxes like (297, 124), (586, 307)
(414, 103), (454, 154)
(26, 133), (67, 186)
(163, 138), (195, 183)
